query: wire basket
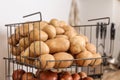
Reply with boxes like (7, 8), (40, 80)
(4, 12), (110, 80)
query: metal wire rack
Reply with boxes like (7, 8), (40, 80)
(4, 12), (111, 80)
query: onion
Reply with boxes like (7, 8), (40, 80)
(22, 72), (35, 80)
(72, 73), (80, 80)
(36, 70), (58, 80)
(12, 69), (25, 80)
(59, 71), (73, 80)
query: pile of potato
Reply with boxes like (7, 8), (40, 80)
(8, 19), (102, 69)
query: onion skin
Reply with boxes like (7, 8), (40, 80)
(72, 73), (80, 80)
(36, 70), (58, 80)
(12, 69), (25, 80)
(59, 71), (73, 80)
(21, 72), (35, 80)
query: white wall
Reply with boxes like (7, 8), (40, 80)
(112, 0), (120, 58)
(79, 0), (113, 24)
(0, 0), (72, 80)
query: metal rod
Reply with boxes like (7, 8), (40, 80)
(5, 20), (41, 26)
(88, 17), (110, 25)
(23, 12), (42, 21)
(73, 17), (110, 27)
(3, 56), (108, 62)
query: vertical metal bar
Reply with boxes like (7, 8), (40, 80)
(100, 63), (103, 80)
(10, 26), (12, 59)
(88, 26), (93, 76)
(7, 26), (11, 80)
(32, 23), (34, 73)
(90, 26), (92, 43)
(5, 60), (7, 80)
(75, 62), (78, 73)
(79, 26), (81, 34)
(84, 26), (86, 35)
(13, 58), (14, 80)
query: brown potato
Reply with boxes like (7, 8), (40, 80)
(17, 47), (38, 61)
(53, 52), (74, 68)
(64, 26), (77, 39)
(76, 51), (93, 66)
(19, 37), (31, 48)
(10, 46), (23, 56)
(46, 38), (70, 54)
(34, 21), (48, 30)
(62, 25), (75, 31)
(55, 35), (68, 39)
(59, 21), (67, 28)
(55, 27), (65, 35)
(16, 56), (34, 65)
(15, 23), (33, 37)
(8, 34), (21, 46)
(49, 19), (60, 27)
(29, 29), (48, 42)
(35, 54), (55, 69)
(70, 36), (86, 54)
(86, 43), (96, 53)
(42, 25), (56, 39)
(90, 53), (102, 66)
(78, 34), (89, 43)
(30, 41), (49, 56)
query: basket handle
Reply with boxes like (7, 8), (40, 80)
(23, 12), (42, 21)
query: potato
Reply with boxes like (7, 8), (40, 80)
(43, 25), (56, 39)
(86, 43), (96, 53)
(49, 19), (60, 27)
(10, 46), (23, 56)
(30, 41), (49, 57)
(20, 47), (34, 57)
(34, 21), (48, 30)
(53, 52), (74, 68)
(16, 56), (34, 65)
(76, 51), (93, 66)
(55, 27), (65, 35)
(70, 36), (86, 54)
(90, 53), (102, 66)
(46, 38), (70, 54)
(64, 26), (77, 39)
(19, 37), (31, 48)
(78, 34), (89, 43)
(56, 35), (68, 39)
(15, 23), (33, 37)
(29, 29), (48, 42)
(62, 25), (75, 31)
(65, 30), (77, 39)
(59, 21), (67, 28)
(35, 54), (55, 69)
(8, 34), (21, 46)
